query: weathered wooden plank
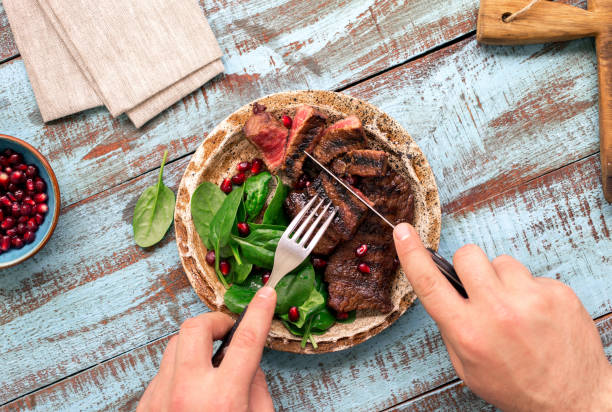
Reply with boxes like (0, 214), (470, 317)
(0, 150), (609, 409)
(0, 1), (17, 63)
(0, 0), (481, 208)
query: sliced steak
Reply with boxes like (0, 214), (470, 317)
(313, 115), (366, 164)
(325, 217), (396, 313)
(345, 150), (388, 177)
(357, 171), (415, 225)
(283, 105), (327, 181)
(243, 104), (288, 171)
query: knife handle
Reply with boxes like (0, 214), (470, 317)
(427, 248), (468, 298)
(211, 304), (248, 367)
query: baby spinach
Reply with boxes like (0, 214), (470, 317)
(244, 172), (272, 220)
(230, 227), (284, 268)
(275, 262), (315, 314)
(191, 182), (225, 249)
(263, 176), (288, 225)
(336, 310), (357, 324)
(224, 274), (263, 313)
(311, 309), (336, 331)
(280, 287), (325, 328)
(233, 261), (253, 285)
(210, 186), (244, 286)
(133, 151), (176, 248)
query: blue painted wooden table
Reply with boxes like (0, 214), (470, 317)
(0, 0), (610, 410)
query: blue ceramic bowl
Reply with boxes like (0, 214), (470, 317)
(0, 135), (60, 268)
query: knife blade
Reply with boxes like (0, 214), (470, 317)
(303, 151), (468, 298)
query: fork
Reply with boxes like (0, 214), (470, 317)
(212, 195), (336, 366)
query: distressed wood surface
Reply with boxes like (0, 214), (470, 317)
(0, 2), (16, 63)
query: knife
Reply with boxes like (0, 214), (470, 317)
(304, 151), (467, 298)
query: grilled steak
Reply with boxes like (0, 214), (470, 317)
(331, 150), (388, 177)
(325, 217), (396, 313)
(283, 105), (327, 181)
(313, 115), (366, 164)
(357, 171), (415, 225)
(243, 104), (289, 171)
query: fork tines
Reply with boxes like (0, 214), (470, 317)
(286, 196), (336, 251)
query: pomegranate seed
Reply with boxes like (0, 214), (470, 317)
(1, 217), (15, 230)
(34, 214), (44, 225)
(262, 271), (271, 285)
(358, 263), (371, 274)
(17, 164), (27, 172)
(26, 179), (35, 192)
(294, 174), (310, 190)
(36, 203), (48, 214)
(304, 180), (311, 187)
(18, 216), (28, 224)
(16, 223), (26, 235)
(237, 161), (251, 173)
(11, 202), (20, 217)
(35, 179), (46, 193)
(0, 196), (10, 208)
(251, 158), (263, 174)
(7, 193), (16, 202)
(0, 210), (3, 221)
(355, 244), (368, 257)
(345, 175), (359, 186)
(20, 204), (31, 217)
(26, 218), (38, 231)
(205, 250), (215, 266)
(8, 154), (21, 165)
(288, 306), (299, 322)
(312, 257), (327, 269)
(220, 178), (233, 194)
(10, 171), (24, 184)
(336, 311), (349, 320)
(11, 237), (23, 249)
(237, 222), (250, 237)
(0, 236), (10, 252)
(231, 172), (246, 185)
(4, 167), (12, 174)
(24, 198), (36, 207)
(26, 165), (38, 178)
(33, 193), (48, 203)
(0, 172), (8, 188)
(282, 115), (292, 128)
(23, 231), (36, 244)
(6, 228), (17, 237)
(0, 156), (7, 167)
(14, 190), (24, 201)
(219, 260), (231, 275)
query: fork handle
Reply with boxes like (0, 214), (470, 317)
(427, 248), (468, 298)
(211, 304), (248, 367)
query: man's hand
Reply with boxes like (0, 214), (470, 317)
(393, 223), (612, 411)
(137, 286), (277, 412)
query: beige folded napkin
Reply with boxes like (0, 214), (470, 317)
(4, 0), (224, 127)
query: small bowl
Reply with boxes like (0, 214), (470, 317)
(0, 134), (60, 268)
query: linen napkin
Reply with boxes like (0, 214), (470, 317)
(4, 0), (224, 127)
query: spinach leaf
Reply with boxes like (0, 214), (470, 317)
(190, 182), (225, 249)
(233, 261), (253, 285)
(224, 275), (263, 313)
(311, 309), (336, 331)
(210, 186), (244, 286)
(275, 262), (315, 314)
(249, 223), (287, 231)
(301, 317), (315, 349)
(336, 310), (357, 324)
(133, 151), (176, 248)
(230, 227), (284, 268)
(244, 172), (272, 220)
(280, 287), (325, 328)
(263, 175), (288, 225)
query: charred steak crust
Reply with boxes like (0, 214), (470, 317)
(313, 115), (366, 164)
(243, 105), (289, 171)
(283, 106), (327, 180)
(344, 150), (389, 177)
(357, 171), (415, 225)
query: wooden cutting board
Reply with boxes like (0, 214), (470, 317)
(477, 0), (612, 202)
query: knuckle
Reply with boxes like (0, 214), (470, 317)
(491, 254), (514, 268)
(180, 316), (205, 332)
(453, 244), (481, 262)
(455, 329), (482, 356)
(415, 273), (439, 299)
(232, 326), (259, 349)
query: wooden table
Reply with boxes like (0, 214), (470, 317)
(0, 0), (610, 410)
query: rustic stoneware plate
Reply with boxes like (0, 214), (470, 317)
(175, 90), (441, 354)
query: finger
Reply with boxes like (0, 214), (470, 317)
(221, 286), (276, 387)
(394, 223), (466, 326)
(146, 336), (177, 411)
(491, 254), (534, 288)
(453, 244), (501, 298)
(440, 330), (464, 380)
(174, 312), (234, 372)
(136, 376), (157, 412)
(249, 367), (275, 412)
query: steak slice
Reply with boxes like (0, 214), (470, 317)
(357, 171), (415, 225)
(325, 217), (396, 313)
(283, 105), (327, 181)
(313, 115), (366, 164)
(243, 104), (289, 171)
(331, 150), (388, 177)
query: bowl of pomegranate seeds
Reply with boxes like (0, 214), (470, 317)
(0, 135), (60, 268)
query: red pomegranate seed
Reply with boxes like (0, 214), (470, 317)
(0, 156), (7, 167)
(11, 202), (21, 217)
(20, 204), (32, 216)
(17, 164), (27, 172)
(6, 228), (17, 237)
(35, 179), (46, 193)
(0, 210), (3, 221)
(0, 236), (10, 252)
(219, 260), (231, 275)
(231, 172), (246, 185)
(288, 306), (299, 322)
(26, 165), (38, 178)
(25, 178), (35, 192)
(10, 171), (24, 184)
(18, 216), (28, 224)
(11, 237), (23, 249)
(262, 271), (271, 285)
(345, 175), (359, 186)
(312, 257), (327, 269)
(1, 217), (15, 230)
(282, 115), (292, 128)
(16, 223), (26, 235)
(7, 193), (16, 202)
(336, 311), (349, 320)
(205, 250), (215, 266)
(237, 222), (250, 237)
(14, 190), (24, 201)
(4, 167), (12, 174)
(36, 203), (48, 214)
(0, 172), (8, 188)
(358, 262), (371, 274)
(0, 196), (10, 208)
(33, 193), (48, 203)
(220, 178), (233, 194)
(294, 174), (310, 190)
(23, 231), (36, 244)
(24, 198), (36, 207)
(26, 218), (38, 231)
(237, 161), (251, 173)
(34, 213), (44, 225)
(8, 154), (21, 165)
(355, 244), (368, 257)
(251, 158), (263, 174)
